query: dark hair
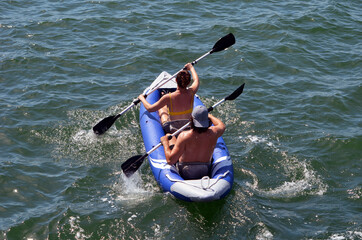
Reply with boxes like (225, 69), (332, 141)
(176, 70), (191, 89)
(190, 116), (210, 133)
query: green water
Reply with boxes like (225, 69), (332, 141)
(0, 0), (361, 239)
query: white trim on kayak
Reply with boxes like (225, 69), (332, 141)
(211, 156), (232, 176)
(169, 175), (231, 201)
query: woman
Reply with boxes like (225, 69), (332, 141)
(138, 63), (199, 134)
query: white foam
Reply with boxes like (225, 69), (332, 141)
(72, 129), (98, 144)
(240, 135), (276, 149)
(240, 135), (327, 198)
(329, 231), (362, 240)
(112, 173), (156, 205)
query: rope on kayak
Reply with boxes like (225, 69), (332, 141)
(166, 170), (230, 190)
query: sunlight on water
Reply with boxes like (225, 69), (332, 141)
(347, 186), (361, 200)
(253, 222), (274, 240)
(68, 216), (92, 240)
(328, 231), (362, 240)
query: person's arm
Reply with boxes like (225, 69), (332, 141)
(160, 133), (186, 165)
(209, 114), (225, 138)
(160, 134), (173, 164)
(184, 63), (199, 94)
(138, 93), (168, 112)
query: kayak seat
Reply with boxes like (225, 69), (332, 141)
(176, 162), (212, 180)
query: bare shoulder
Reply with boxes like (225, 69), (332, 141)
(209, 125), (225, 137)
(178, 129), (193, 140)
(159, 93), (170, 101)
(158, 93), (170, 105)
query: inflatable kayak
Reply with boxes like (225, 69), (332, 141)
(138, 71), (233, 202)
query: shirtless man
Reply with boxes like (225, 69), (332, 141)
(160, 105), (226, 179)
(138, 63), (199, 135)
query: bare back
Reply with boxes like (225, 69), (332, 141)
(139, 63), (199, 124)
(173, 127), (220, 163)
(162, 114), (226, 166)
(167, 89), (194, 121)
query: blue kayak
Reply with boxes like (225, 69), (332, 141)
(139, 72), (233, 202)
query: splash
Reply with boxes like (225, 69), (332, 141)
(34, 104), (142, 166)
(112, 171), (157, 205)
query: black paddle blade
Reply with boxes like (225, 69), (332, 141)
(121, 154), (147, 177)
(225, 83), (245, 101)
(211, 33), (236, 53)
(93, 115), (119, 135)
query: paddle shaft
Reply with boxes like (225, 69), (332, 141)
(94, 56), (207, 125)
(143, 122), (191, 158)
(133, 50), (213, 105)
(145, 48), (230, 100)
(121, 83), (245, 176)
(93, 33), (235, 135)
(141, 95), (223, 157)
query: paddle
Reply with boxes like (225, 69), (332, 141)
(121, 83), (245, 177)
(93, 33), (236, 135)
